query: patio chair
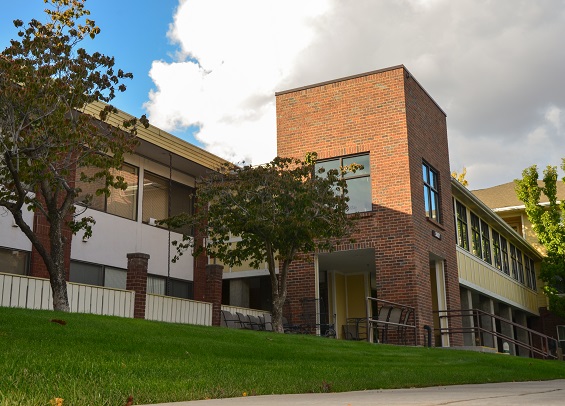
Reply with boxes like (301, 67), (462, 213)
(382, 307), (403, 344)
(397, 307), (414, 345)
(221, 310), (242, 329)
(373, 305), (392, 342)
(248, 315), (263, 331)
(236, 312), (253, 329)
(263, 314), (273, 331)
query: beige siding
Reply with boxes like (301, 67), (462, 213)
(457, 248), (538, 314)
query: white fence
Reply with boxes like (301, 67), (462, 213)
(221, 304), (270, 317)
(1, 272), (264, 328)
(145, 294), (212, 326)
(0, 272), (134, 318)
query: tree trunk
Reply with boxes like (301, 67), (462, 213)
(48, 215), (70, 312)
(271, 292), (286, 333)
(50, 268), (70, 312)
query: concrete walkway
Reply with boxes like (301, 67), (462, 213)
(142, 379), (565, 405)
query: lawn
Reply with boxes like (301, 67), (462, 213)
(1, 307), (564, 405)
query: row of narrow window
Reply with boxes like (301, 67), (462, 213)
(74, 163), (194, 235)
(455, 201), (536, 290)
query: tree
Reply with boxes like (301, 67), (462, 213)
(516, 160), (565, 317)
(451, 167), (469, 187)
(166, 154), (360, 332)
(0, 0), (148, 311)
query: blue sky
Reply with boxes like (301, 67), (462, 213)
(0, 0), (201, 145)
(2, 1), (564, 189)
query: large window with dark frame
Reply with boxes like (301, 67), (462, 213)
(146, 274), (193, 299)
(500, 236), (510, 275)
(315, 153), (372, 214)
(524, 256), (537, 290)
(455, 201), (469, 250)
(69, 261), (127, 289)
(509, 244), (525, 283)
(470, 213), (482, 258)
(492, 230), (502, 270)
(142, 171), (195, 235)
(480, 219), (492, 264)
(423, 162), (440, 222)
(0, 247), (29, 276)
(75, 163), (139, 221)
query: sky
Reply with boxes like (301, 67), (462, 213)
(1, 0), (564, 190)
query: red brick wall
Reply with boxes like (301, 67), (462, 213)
(276, 66), (461, 345)
(205, 264), (224, 326)
(29, 192), (73, 280)
(126, 252), (149, 319)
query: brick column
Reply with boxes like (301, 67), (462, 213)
(127, 253), (150, 319)
(205, 264), (224, 326)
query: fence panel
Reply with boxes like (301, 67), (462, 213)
(221, 304), (269, 318)
(0, 273), (53, 310)
(145, 294), (212, 326)
(0, 273), (134, 318)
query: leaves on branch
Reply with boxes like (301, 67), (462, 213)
(516, 159), (565, 316)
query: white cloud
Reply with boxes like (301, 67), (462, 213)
(146, 0), (565, 187)
(145, 0), (330, 164)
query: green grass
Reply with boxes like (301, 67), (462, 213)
(1, 307), (564, 405)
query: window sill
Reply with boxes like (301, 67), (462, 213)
(426, 217), (445, 231)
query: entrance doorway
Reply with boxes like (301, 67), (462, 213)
(317, 248), (375, 339)
(429, 254), (449, 347)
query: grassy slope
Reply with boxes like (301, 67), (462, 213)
(1, 307), (564, 405)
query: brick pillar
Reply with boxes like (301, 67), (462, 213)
(127, 253), (149, 319)
(205, 264), (224, 326)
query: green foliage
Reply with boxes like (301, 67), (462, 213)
(516, 160), (565, 316)
(163, 154), (361, 331)
(1, 307), (565, 405)
(0, 0), (148, 310)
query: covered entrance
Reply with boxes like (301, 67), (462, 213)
(317, 248), (376, 339)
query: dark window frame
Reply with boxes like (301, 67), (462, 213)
(75, 162), (139, 221)
(455, 201), (469, 250)
(315, 153), (372, 214)
(423, 161), (441, 222)
(142, 170), (195, 235)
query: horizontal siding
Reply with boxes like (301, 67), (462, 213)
(457, 249), (538, 314)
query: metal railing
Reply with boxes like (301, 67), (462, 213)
(435, 308), (558, 359)
(365, 297), (417, 345)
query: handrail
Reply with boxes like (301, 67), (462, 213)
(365, 297), (417, 345)
(435, 308), (558, 359)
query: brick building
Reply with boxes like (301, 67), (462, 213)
(274, 65), (461, 345)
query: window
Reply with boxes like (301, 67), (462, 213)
(480, 220), (492, 264)
(470, 213), (482, 258)
(455, 201), (469, 250)
(500, 236), (510, 275)
(423, 162), (440, 222)
(509, 244), (525, 284)
(147, 275), (166, 295)
(492, 230), (502, 270)
(0, 247), (29, 275)
(516, 248), (524, 284)
(146, 274), (193, 299)
(525, 256), (537, 290)
(75, 163), (138, 221)
(69, 261), (127, 289)
(142, 172), (195, 234)
(315, 154), (371, 214)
